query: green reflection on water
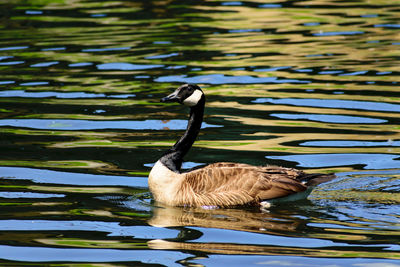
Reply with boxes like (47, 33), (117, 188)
(0, 0), (399, 264)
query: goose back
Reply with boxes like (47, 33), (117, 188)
(180, 163), (308, 206)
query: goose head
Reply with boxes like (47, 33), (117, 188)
(161, 84), (204, 107)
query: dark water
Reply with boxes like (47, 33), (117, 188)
(1, 0), (399, 266)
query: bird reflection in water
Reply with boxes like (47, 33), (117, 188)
(147, 203), (310, 255)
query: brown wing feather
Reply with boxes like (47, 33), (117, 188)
(178, 163), (309, 207)
(202, 162), (255, 169)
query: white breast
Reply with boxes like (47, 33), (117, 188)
(148, 160), (182, 204)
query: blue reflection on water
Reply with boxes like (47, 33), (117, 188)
(0, 81), (15, 85)
(259, 3), (282, 8)
(82, 47), (131, 52)
(301, 140), (400, 147)
(0, 119), (220, 130)
(41, 47), (66, 51)
(68, 62), (93, 67)
(25, 10), (43, 15)
(339, 71), (368, 76)
(361, 14), (378, 18)
(0, 192), (65, 198)
(0, 245), (187, 265)
(303, 22), (320, 26)
(0, 166), (147, 187)
(376, 71), (392, 75)
(229, 29), (262, 33)
(0, 56), (13, 60)
(30, 61), (59, 67)
(318, 70), (343, 75)
(192, 255), (400, 267)
(20, 81), (49, 86)
(194, 226), (341, 248)
(91, 13), (107, 17)
(222, 1), (242, 6)
(145, 52), (179, 59)
(0, 61), (25, 66)
(267, 153), (400, 169)
(0, 90), (135, 99)
(0, 220), (177, 238)
(295, 68), (313, 72)
(270, 113), (386, 124)
(0, 46), (29, 51)
(97, 62), (163, 70)
(153, 41), (172, 44)
(155, 74), (310, 84)
(374, 24), (400, 28)
(313, 31), (364, 36)
(252, 98), (400, 112)
(253, 66), (291, 72)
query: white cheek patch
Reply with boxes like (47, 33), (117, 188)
(183, 89), (203, 106)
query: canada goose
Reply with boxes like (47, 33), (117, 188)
(149, 84), (336, 208)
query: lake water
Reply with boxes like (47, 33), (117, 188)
(0, 0), (399, 266)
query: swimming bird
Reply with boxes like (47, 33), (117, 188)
(149, 84), (335, 208)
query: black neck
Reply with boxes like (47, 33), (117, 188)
(160, 96), (205, 173)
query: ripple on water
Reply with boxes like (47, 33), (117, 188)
(0, 192), (65, 198)
(252, 98), (400, 113)
(0, 245), (188, 264)
(82, 47), (131, 52)
(30, 61), (59, 67)
(253, 66), (292, 72)
(312, 31), (365, 36)
(68, 62), (93, 67)
(97, 62), (164, 70)
(0, 81), (15, 85)
(270, 113), (387, 124)
(339, 71), (368, 76)
(0, 220), (177, 238)
(0, 166), (147, 187)
(193, 226), (339, 248)
(221, 1), (243, 6)
(155, 74), (310, 84)
(25, 10), (43, 15)
(301, 140), (400, 147)
(374, 24), (400, 28)
(259, 3), (282, 8)
(267, 153), (400, 170)
(41, 47), (66, 51)
(0, 119), (221, 130)
(19, 81), (49, 86)
(0, 90), (135, 99)
(145, 52), (179, 59)
(0, 46), (29, 51)
(0, 56), (13, 60)
(318, 70), (343, 75)
(192, 255), (400, 267)
(0, 0), (399, 265)
(0, 61), (25, 66)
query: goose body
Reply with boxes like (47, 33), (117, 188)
(149, 84), (335, 208)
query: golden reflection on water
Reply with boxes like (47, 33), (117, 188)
(0, 0), (400, 265)
(195, 1), (399, 71)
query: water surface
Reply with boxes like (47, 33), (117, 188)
(0, 0), (399, 266)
